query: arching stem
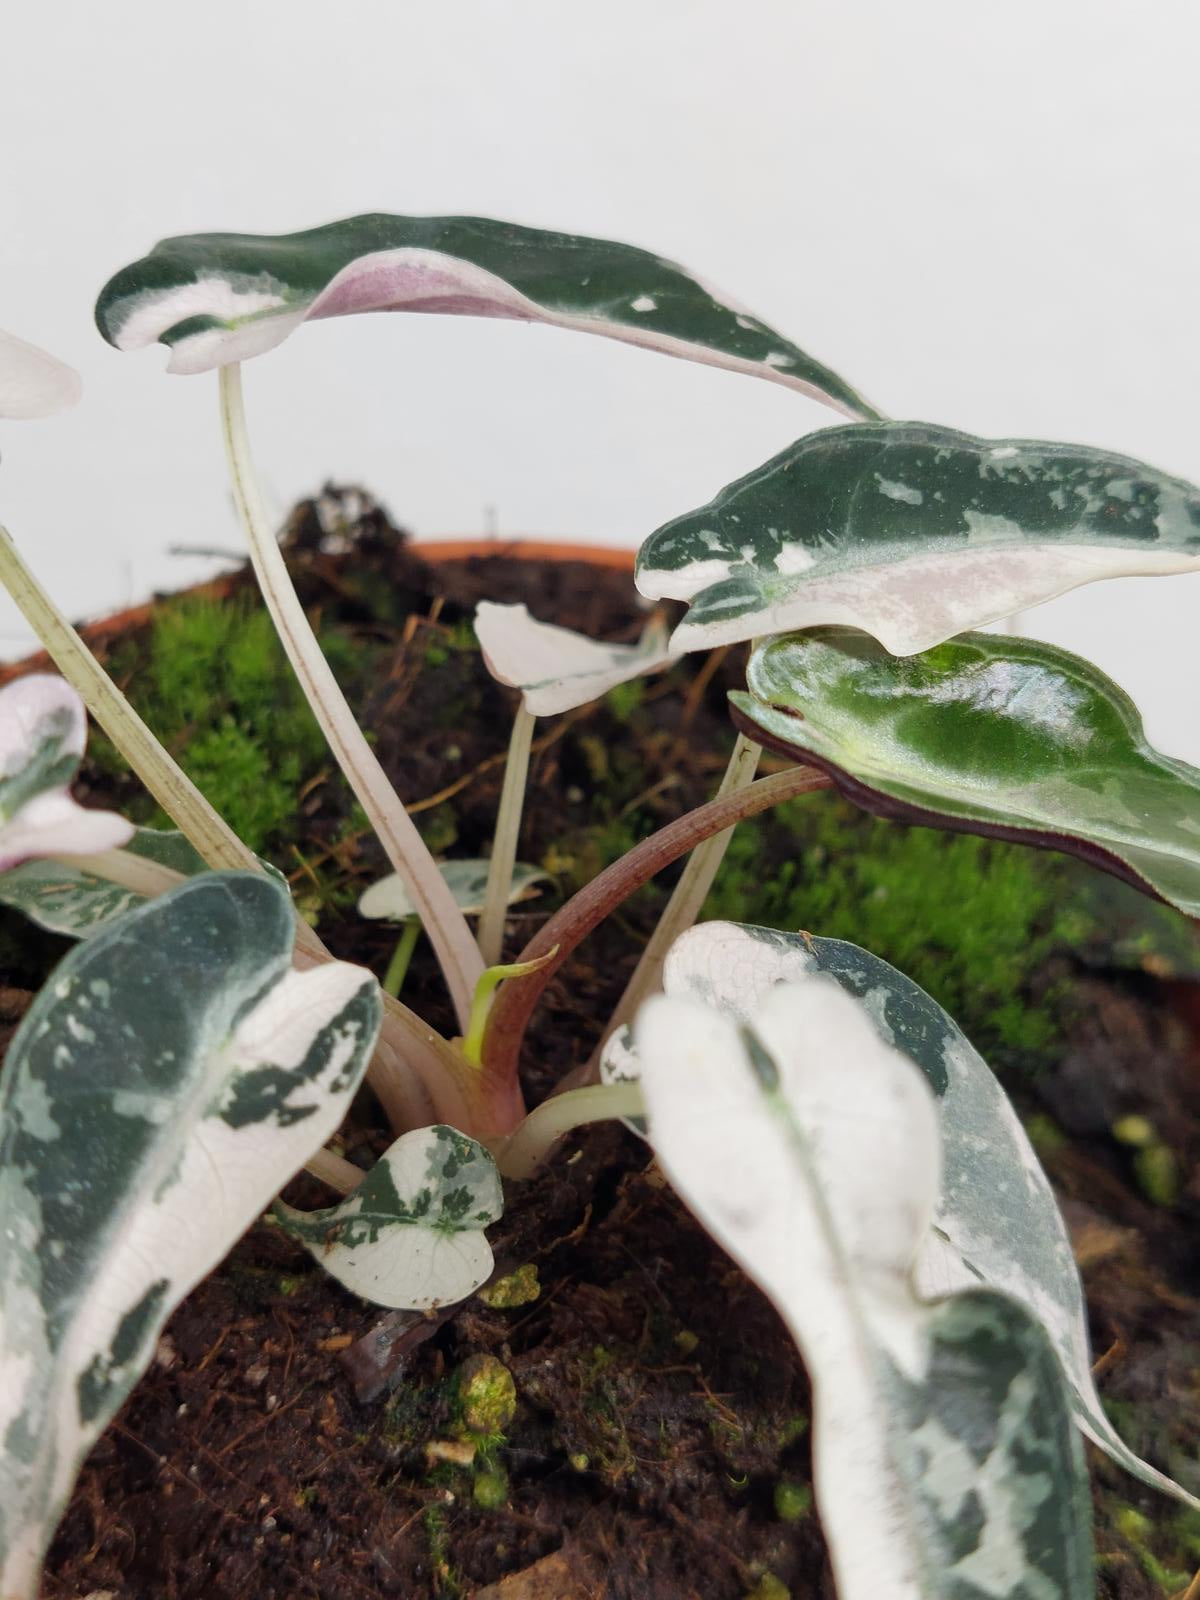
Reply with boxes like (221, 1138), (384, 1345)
(480, 765), (833, 1090)
(218, 363), (484, 1031)
(590, 732), (761, 1076)
(491, 1082), (646, 1180)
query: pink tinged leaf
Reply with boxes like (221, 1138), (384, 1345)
(0, 676), (132, 870)
(475, 600), (677, 715)
(0, 330), (81, 419)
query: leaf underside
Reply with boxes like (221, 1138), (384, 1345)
(474, 600), (675, 715)
(731, 627), (1200, 920)
(94, 213), (876, 417)
(635, 422), (1200, 655)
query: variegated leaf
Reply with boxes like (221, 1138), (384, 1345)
(0, 329), (81, 419)
(636, 981), (1094, 1599)
(0, 827), (207, 937)
(635, 423), (1200, 654)
(730, 628), (1200, 918)
(94, 214), (877, 417)
(358, 858), (547, 923)
(648, 920), (1194, 1507)
(275, 1124), (502, 1310)
(0, 872), (381, 1600)
(0, 675), (131, 871)
(475, 601), (675, 715)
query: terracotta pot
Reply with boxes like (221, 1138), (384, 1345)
(0, 536), (638, 684)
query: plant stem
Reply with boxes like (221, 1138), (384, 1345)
(218, 363), (484, 1031)
(1, 525), (451, 1134)
(0, 526), (261, 876)
(461, 948), (559, 1066)
(480, 765), (833, 1088)
(592, 732), (761, 1072)
(382, 919), (422, 997)
(491, 1081), (645, 1180)
(476, 702), (535, 966)
(64, 849), (451, 1137)
(304, 1146), (365, 1194)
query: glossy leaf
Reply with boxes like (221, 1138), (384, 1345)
(0, 675), (131, 871)
(475, 601), (675, 715)
(358, 858), (548, 924)
(647, 919), (1194, 1506)
(636, 980), (1094, 1599)
(731, 628), (1200, 918)
(0, 827), (205, 937)
(275, 1124), (502, 1310)
(0, 873), (381, 1599)
(635, 423), (1200, 654)
(0, 329), (81, 419)
(94, 214), (877, 417)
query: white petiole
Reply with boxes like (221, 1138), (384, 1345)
(476, 702), (536, 966)
(218, 362), (485, 1032)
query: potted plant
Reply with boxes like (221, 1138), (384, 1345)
(1, 216), (1199, 1598)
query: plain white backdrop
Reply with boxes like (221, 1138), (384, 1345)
(2, 2), (1197, 754)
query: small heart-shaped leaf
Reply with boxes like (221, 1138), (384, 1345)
(358, 858), (548, 924)
(275, 1124), (502, 1310)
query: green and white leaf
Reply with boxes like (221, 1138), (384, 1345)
(636, 979), (1094, 1599)
(0, 872), (381, 1600)
(635, 423), (1200, 655)
(475, 601), (676, 715)
(358, 857), (548, 923)
(94, 213), (876, 417)
(0, 675), (131, 872)
(0, 827), (207, 937)
(731, 627), (1200, 918)
(642, 919), (1194, 1506)
(275, 1124), (502, 1310)
(0, 328), (81, 419)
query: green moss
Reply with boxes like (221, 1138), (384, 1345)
(423, 1504), (462, 1598)
(605, 679), (645, 722)
(477, 1263), (540, 1308)
(773, 1479), (812, 1522)
(472, 1468), (509, 1509)
(1133, 1144), (1181, 1208)
(93, 592), (376, 855)
(453, 1354), (517, 1435)
(744, 1575), (789, 1600)
(705, 795), (1078, 1068)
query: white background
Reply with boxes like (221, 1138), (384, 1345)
(2, 1), (1197, 755)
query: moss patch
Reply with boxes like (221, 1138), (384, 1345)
(703, 793), (1090, 1068)
(91, 591), (377, 854)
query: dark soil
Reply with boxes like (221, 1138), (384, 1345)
(4, 489), (1199, 1600)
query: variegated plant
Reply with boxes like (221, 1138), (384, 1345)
(636, 978), (1095, 1600)
(636, 422), (1200, 655)
(0, 871), (381, 1598)
(0, 211), (1193, 1596)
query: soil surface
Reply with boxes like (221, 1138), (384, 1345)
(3, 489), (1199, 1600)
